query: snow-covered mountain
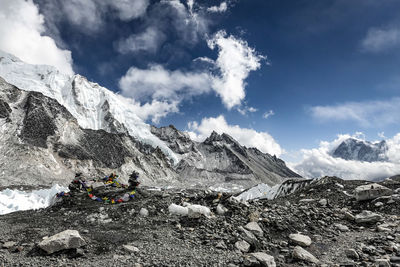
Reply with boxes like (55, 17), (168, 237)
(331, 138), (388, 162)
(0, 50), (300, 187)
(0, 50), (179, 164)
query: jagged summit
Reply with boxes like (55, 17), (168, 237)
(331, 138), (388, 162)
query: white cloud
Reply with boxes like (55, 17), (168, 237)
(237, 106), (257, 115)
(207, 30), (266, 109)
(130, 100), (179, 124)
(108, 0), (150, 21)
(361, 25), (400, 53)
(207, 2), (228, 13)
(116, 27), (166, 54)
(263, 110), (274, 119)
(187, 115), (283, 156)
(119, 64), (212, 102)
(310, 97), (400, 127)
(0, 0), (73, 75)
(292, 133), (400, 181)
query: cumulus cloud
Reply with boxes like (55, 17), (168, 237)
(292, 133), (400, 181)
(119, 30), (265, 119)
(207, 30), (266, 109)
(187, 115), (283, 156)
(130, 100), (179, 124)
(0, 0), (73, 75)
(207, 2), (228, 13)
(119, 64), (213, 102)
(116, 27), (167, 54)
(361, 25), (400, 53)
(310, 97), (400, 127)
(263, 110), (274, 119)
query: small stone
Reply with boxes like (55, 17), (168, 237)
(249, 252), (276, 267)
(334, 223), (349, 232)
(244, 222), (263, 237)
(123, 245), (139, 253)
(292, 246), (319, 264)
(289, 233), (312, 247)
(345, 249), (359, 260)
(318, 199), (328, 206)
(238, 226), (258, 244)
(377, 225), (391, 232)
(235, 240), (250, 253)
(215, 241), (227, 249)
(375, 202), (384, 207)
(391, 256), (400, 263)
(2, 241), (16, 249)
(216, 204), (228, 215)
(139, 208), (149, 217)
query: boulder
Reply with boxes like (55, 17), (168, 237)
(249, 252), (276, 267)
(292, 246), (319, 264)
(354, 183), (392, 201)
(123, 244), (139, 253)
(334, 223), (349, 232)
(216, 204), (228, 215)
(289, 233), (312, 247)
(244, 222), (263, 237)
(139, 208), (149, 217)
(168, 204), (189, 216)
(187, 204), (211, 218)
(38, 230), (86, 254)
(355, 210), (383, 224)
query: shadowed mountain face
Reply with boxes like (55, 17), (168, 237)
(331, 138), (388, 162)
(0, 76), (300, 188)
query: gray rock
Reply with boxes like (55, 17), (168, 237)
(216, 204), (228, 215)
(2, 241), (16, 249)
(215, 241), (227, 249)
(292, 246), (319, 264)
(235, 240), (250, 253)
(289, 233), (312, 247)
(139, 208), (149, 217)
(374, 201), (384, 207)
(354, 183), (392, 201)
(249, 252), (276, 267)
(355, 210), (383, 224)
(244, 222), (263, 237)
(345, 249), (359, 260)
(334, 223), (349, 232)
(318, 199), (327, 206)
(38, 230), (86, 254)
(123, 244), (139, 253)
(391, 256), (400, 263)
(238, 226), (258, 244)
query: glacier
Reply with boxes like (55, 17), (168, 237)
(0, 50), (179, 163)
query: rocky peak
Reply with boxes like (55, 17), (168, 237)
(332, 138), (388, 162)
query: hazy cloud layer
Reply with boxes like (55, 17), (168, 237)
(361, 25), (400, 53)
(292, 133), (400, 181)
(0, 0), (73, 75)
(187, 115), (283, 156)
(310, 97), (400, 127)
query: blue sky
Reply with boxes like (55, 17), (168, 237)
(1, 0), (400, 165)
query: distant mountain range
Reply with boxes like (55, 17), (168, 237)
(0, 50), (300, 188)
(331, 138), (388, 162)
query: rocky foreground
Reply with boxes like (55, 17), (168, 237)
(1, 176), (400, 266)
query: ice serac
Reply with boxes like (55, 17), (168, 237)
(0, 50), (178, 164)
(332, 138), (388, 162)
(151, 126), (301, 187)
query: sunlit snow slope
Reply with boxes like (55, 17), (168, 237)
(0, 50), (178, 163)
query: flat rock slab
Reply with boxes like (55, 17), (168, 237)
(355, 210), (383, 224)
(292, 246), (319, 264)
(235, 240), (250, 253)
(354, 183), (392, 201)
(38, 230), (86, 254)
(289, 233), (312, 247)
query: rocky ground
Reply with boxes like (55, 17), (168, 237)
(1, 176), (400, 266)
